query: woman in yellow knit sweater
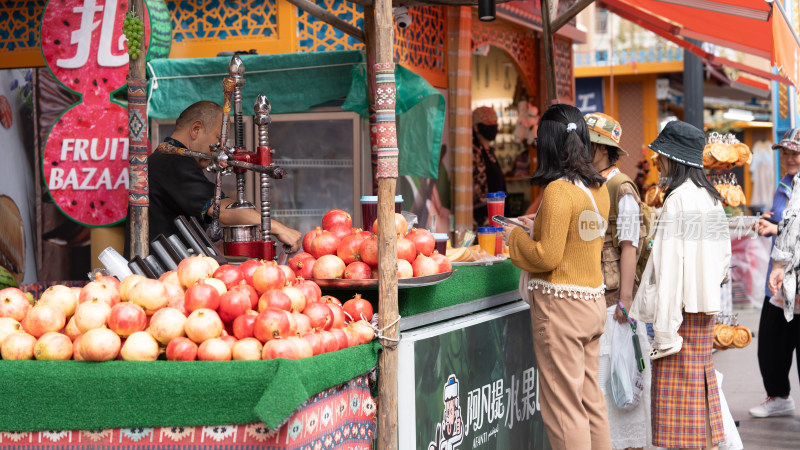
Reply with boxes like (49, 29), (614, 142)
(504, 104), (611, 450)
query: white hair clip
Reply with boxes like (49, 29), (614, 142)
(566, 122), (577, 132)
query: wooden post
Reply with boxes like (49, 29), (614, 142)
(364, 5), (379, 195)
(541, 0), (558, 104)
(128, 0), (149, 257)
(373, 0), (399, 448)
(285, 0), (365, 42)
(550, 0), (595, 32)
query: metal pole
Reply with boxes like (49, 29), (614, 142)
(683, 38), (704, 129)
(127, 0), (148, 257)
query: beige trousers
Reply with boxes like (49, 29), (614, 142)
(530, 287), (612, 450)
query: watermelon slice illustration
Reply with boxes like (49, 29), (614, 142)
(43, 103), (130, 226)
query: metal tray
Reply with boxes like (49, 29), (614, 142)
(310, 270), (455, 290)
(451, 255), (508, 266)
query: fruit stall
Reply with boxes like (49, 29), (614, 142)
(0, 1), (550, 448)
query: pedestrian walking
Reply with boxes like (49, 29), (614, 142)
(586, 112), (652, 449)
(759, 129), (800, 417)
(630, 120), (731, 449)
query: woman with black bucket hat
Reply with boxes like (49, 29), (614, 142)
(630, 120), (731, 449)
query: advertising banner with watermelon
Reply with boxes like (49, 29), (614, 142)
(0, 69), (37, 286)
(39, 0), (170, 227)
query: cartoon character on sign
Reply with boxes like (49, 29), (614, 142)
(428, 375), (464, 450)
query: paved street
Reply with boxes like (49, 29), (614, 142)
(714, 305), (800, 449)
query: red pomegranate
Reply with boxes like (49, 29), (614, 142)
(321, 295), (342, 306)
(302, 332), (324, 355)
(350, 320), (376, 345)
(281, 285), (307, 313)
(302, 227), (324, 253)
(322, 209), (353, 231)
(396, 237), (417, 263)
(278, 265), (296, 285)
(359, 235), (379, 266)
(217, 289), (251, 322)
(412, 253), (440, 277)
(213, 264), (244, 289)
(397, 259), (414, 279)
(253, 308), (291, 342)
(295, 279), (322, 304)
(238, 259), (264, 287)
(328, 223), (353, 241)
(353, 228), (372, 239)
(293, 312), (312, 335)
(258, 289), (292, 312)
(330, 328), (349, 350)
(309, 231), (340, 259)
(312, 255), (346, 279)
(318, 330), (339, 353)
(337, 234), (364, 265)
(184, 283), (220, 313)
(342, 294), (374, 323)
(303, 302), (333, 331)
(232, 313), (258, 340)
(262, 338), (299, 360)
(405, 228), (436, 257)
(344, 261), (372, 279)
(430, 251), (452, 273)
(288, 252), (314, 272)
(252, 262), (287, 294)
(297, 258), (316, 279)
(327, 302), (346, 329)
(372, 212), (407, 236)
(230, 283), (259, 310)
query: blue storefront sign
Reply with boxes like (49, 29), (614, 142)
(576, 77), (604, 114)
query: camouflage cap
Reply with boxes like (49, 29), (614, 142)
(773, 128), (800, 152)
(584, 112), (628, 156)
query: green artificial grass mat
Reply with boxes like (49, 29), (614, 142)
(322, 260), (521, 318)
(0, 341), (380, 432)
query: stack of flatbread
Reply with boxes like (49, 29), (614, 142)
(703, 139), (752, 169)
(713, 323), (752, 350)
(715, 183), (747, 208)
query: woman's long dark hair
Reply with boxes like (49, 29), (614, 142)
(662, 158), (724, 204)
(530, 104), (606, 187)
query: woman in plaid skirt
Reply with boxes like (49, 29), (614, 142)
(630, 121), (731, 449)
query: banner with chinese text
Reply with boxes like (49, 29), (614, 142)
(406, 303), (548, 450)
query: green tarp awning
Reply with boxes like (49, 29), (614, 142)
(147, 51), (444, 178)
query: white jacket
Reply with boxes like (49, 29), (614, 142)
(630, 181), (731, 350)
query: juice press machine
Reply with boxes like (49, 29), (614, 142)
(158, 55), (285, 261)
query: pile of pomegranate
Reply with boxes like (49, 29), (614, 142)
(294, 209), (451, 280)
(0, 256), (376, 362)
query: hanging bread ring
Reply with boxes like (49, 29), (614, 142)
(732, 326), (752, 348)
(735, 142), (751, 166)
(709, 142), (729, 162)
(703, 144), (716, 168)
(726, 187), (741, 207)
(716, 323), (736, 347)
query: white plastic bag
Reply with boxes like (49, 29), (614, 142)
(607, 320), (645, 410)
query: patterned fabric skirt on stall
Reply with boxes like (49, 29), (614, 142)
(651, 312), (725, 448)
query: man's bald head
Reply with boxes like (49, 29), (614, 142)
(175, 101), (223, 132)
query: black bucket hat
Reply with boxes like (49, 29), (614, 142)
(648, 120), (705, 169)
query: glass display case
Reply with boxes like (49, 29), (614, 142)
(150, 108), (369, 237)
(264, 110), (368, 233)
